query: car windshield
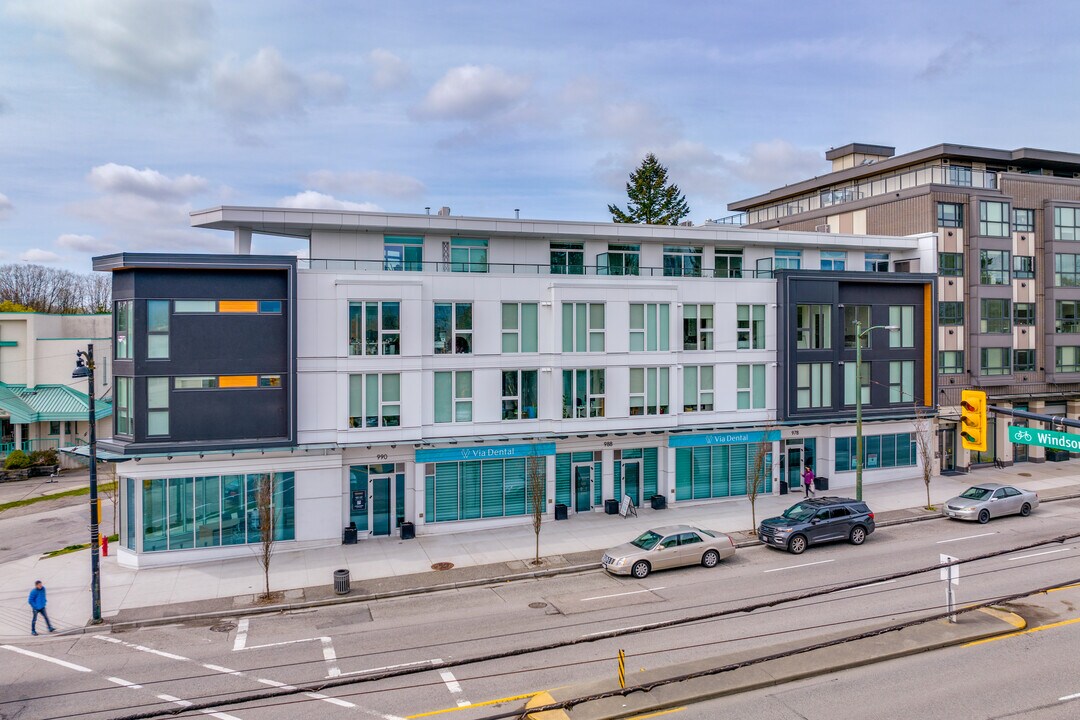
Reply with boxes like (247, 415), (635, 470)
(959, 487), (993, 500)
(695, 527), (716, 538)
(781, 503), (817, 522)
(630, 530), (663, 550)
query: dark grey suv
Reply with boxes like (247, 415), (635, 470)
(758, 497), (876, 554)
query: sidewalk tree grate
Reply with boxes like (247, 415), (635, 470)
(529, 602), (548, 609)
(431, 562), (454, 571)
(210, 622), (237, 633)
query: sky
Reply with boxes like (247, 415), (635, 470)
(1, 0), (1079, 270)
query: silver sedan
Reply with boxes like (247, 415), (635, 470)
(601, 524), (736, 579)
(944, 483), (1040, 524)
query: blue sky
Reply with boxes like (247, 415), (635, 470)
(1, 0), (1079, 268)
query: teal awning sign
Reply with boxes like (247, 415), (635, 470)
(1008, 425), (1080, 450)
(416, 442), (556, 463)
(669, 430), (779, 449)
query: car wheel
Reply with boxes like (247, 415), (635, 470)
(1020, 502), (1031, 517)
(631, 560), (651, 579)
(701, 550), (720, 568)
(978, 509), (990, 524)
(787, 535), (807, 555)
(849, 526), (867, 545)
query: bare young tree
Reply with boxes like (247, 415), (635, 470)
(0, 264), (111, 314)
(747, 428), (775, 532)
(528, 456), (545, 566)
(98, 460), (120, 537)
(913, 403), (937, 510)
(255, 474), (276, 600)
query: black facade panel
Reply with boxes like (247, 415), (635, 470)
(170, 387), (288, 442)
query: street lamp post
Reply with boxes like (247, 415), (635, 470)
(854, 322), (898, 502)
(72, 344), (101, 624)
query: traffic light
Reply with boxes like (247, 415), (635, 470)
(960, 389), (988, 452)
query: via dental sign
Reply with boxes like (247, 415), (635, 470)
(669, 430), (780, 448)
(416, 442), (556, 463)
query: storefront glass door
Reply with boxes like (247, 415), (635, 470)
(622, 462), (641, 507)
(574, 465), (591, 512)
(371, 476), (391, 536)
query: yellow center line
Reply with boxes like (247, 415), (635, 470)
(964, 616), (1080, 647)
(623, 707), (687, 720)
(406, 691), (540, 718)
(1048, 583), (1080, 593)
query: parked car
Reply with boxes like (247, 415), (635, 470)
(944, 483), (1039, 524)
(602, 524), (735, 578)
(758, 497), (876, 554)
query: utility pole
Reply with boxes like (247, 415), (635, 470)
(72, 344), (101, 624)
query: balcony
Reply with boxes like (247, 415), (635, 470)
(303, 258), (773, 279)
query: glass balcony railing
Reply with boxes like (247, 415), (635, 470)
(302, 257), (779, 279)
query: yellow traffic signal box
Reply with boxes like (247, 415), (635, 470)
(960, 389), (988, 452)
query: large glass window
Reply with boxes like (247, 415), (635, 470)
(562, 368), (605, 418)
(146, 300), (169, 359)
(820, 251), (846, 271)
(939, 253), (964, 277)
(124, 477), (135, 550)
(434, 371), (472, 423)
(629, 303), (670, 352)
(1013, 349), (1036, 372)
(796, 363), (831, 409)
(865, 252), (889, 272)
(775, 249), (802, 270)
(1057, 301), (1080, 333)
(147, 377), (169, 436)
(115, 300), (133, 359)
(844, 362), (870, 405)
(115, 376), (132, 436)
(682, 365), (714, 412)
(889, 306), (915, 348)
(384, 236), (423, 271)
(562, 303), (605, 352)
(450, 238), (488, 272)
(939, 301), (964, 325)
(349, 301), (400, 356)
(714, 250), (742, 278)
(682, 304), (714, 350)
(349, 373), (401, 428)
(550, 242), (584, 275)
(736, 364), (767, 410)
(980, 250), (1010, 285)
(501, 303), (538, 353)
(980, 347), (1010, 376)
(980, 201), (1010, 237)
(949, 165), (973, 187)
(939, 350), (964, 374)
(1013, 209), (1034, 233)
(1058, 346), (1080, 373)
(843, 305), (871, 348)
(938, 202), (964, 228)
(1056, 253), (1080, 286)
(502, 370), (538, 420)
(1014, 302), (1035, 326)
(1055, 208), (1080, 241)
(835, 434), (915, 472)
(796, 304), (832, 349)
(980, 298), (1011, 334)
(601, 244), (639, 276)
(889, 360), (915, 404)
(434, 302), (472, 354)
(629, 367), (670, 415)
(425, 457), (544, 523)
(1013, 255), (1035, 279)
(663, 245), (702, 277)
(737, 304), (766, 349)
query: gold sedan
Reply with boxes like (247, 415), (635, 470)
(601, 524), (736, 579)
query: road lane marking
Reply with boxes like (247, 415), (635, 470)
(204, 664), (242, 675)
(154, 692), (242, 720)
(836, 580), (896, 592)
(937, 532), (995, 544)
(964, 616), (1080, 647)
(581, 587), (665, 601)
(582, 624), (653, 638)
(229, 617), (341, 678)
(763, 559), (835, 573)
(624, 708), (686, 719)
(338, 658), (440, 677)
(1060, 691), (1080, 702)
(405, 692), (540, 718)
(1049, 583), (1080, 593)
(232, 618), (249, 651)
(107, 677), (143, 690)
(438, 667), (471, 707)
(1, 645), (92, 672)
(1009, 548), (1071, 560)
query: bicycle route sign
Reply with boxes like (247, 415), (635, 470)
(1007, 425), (1080, 450)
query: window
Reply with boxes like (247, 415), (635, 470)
(1058, 346), (1080, 372)
(663, 245), (703, 277)
(980, 250), (1010, 285)
(116, 377), (132, 435)
(259, 375), (281, 387)
(629, 367), (670, 415)
(796, 304), (832, 349)
(980, 201), (1010, 237)
(501, 370), (538, 420)
(424, 457), (543, 523)
(737, 304), (766, 349)
(939, 351), (964, 374)
(434, 371), (472, 423)
(562, 303), (605, 352)
(174, 300), (216, 313)
(175, 376), (218, 389)
(1057, 301), (1080, 333)
(796, 363), (831, 409)
(835, 434), (915, 472)
(629, 303), (670, 351)
(755, 257), (774, 279)
(939, 301), (964, 325)
(774, 249), (801, 270)
(865, 252), (889, 272)
(1056, 253), (1080, 287)
(844, 362), (870, 405)
(147, 377), (169, 435)
(562, 368), (605, 418)
(889, 360), (915, 404)
(1013, 209), (1034, 233)
(1014, 302), (1035, 326)
(434, 302), (472, 354)
(1055, 208), (1080, 241)
(843, 305), (871, 348)
(115, 301), (133, 359)
(146, 300), (169, 359)
(736, 364), (766, 410)
(1013, 255), (1035, 279)
(259, 300), (282, 313)
(384, 236), (423, 271)
(682, 305), (714, 350)
(49, 421), (60, 435)
(450, 238), (488, 272)
(820, 250), (846, 271)
(601, 244), (639, 276)
(714, 250), (742, 278)
(682, 365), (714, 412)
(980, 299), (1011, 334)
(949, 165), (973, 187)
(550, 242), (584, 275)
(349, 374), (401, 428)
(501, 303), (538, 353)
(889, 306), (915, 347)
(1013, 349), (1036, 373)
(939, 253), (964, 277)
(349, 301), (400, 356)
(938, 202), (964, 228)
(980, 347), (1011, 376)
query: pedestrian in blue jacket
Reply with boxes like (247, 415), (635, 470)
(28, 580), (55, 635)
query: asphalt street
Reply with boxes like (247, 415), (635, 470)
(3, 498), (1080, 720)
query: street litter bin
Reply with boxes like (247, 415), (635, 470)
(342, 524), (357, 544)
(399, 521), (415, 540)
(814, 476), (829, 491)
(605, 499), (619, 515)
(650, 495), (667, 510)
(554, 503), (568, 520)
(333, 569), (350, 595)
(779, 480), (788, 495)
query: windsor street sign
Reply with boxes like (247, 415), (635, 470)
(1007, 425), (1080, 450)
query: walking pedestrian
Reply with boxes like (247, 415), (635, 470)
(803, 465), (815, 497)
(28, 580), (56, 636)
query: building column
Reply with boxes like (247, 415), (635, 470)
(14, 423), (22, 448)
(58, 423), (66, 449)
(234, 228), (252, 255)
(544, 454), (556, 516)
(771, 440), (782, 495)
(1028, 400), (1046, 462)
(664, 446), (677, 503)
(413, 462), (426, 527)
(601, 449), (614, 506)
(1067, 399), (1080, 458)
(996, 401), (1013, 465)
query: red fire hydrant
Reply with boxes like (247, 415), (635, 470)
(101, 535), (109, 557)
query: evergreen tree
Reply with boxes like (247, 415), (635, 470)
(608, 153), (690, 225)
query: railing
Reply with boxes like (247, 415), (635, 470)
(304, 257), (774, 279)
(0, 437), (87, 457)
(709, 213), (748, 226)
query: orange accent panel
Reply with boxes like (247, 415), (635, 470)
(218, 375), (258, 388)
(218, 300), (258, 313)
(924, 282), (933, 406)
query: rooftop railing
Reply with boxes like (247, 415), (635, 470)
(303, 258), (771, 279)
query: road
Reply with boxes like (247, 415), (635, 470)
(2, 498), (1080, 720)
(0, 489), (116, 565)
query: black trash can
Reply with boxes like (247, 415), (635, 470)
(399, 521), (415, 540)
(779, 480), (788, 495)
(333, 569), (350, 595)
(604, 498), (619, 515)
(554, 503), (568, 520)
(342, 524), (357, 545)
(650, 494), (666, 510)
(814, 476), (829, 491)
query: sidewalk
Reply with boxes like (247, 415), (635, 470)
(1, 462), (1078, 639)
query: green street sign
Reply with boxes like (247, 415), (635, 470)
(1008, 424), (1080, 450)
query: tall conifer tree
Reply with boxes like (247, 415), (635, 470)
(608, 153), (690, 225)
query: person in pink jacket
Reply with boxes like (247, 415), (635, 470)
(802, 466), (815, 497)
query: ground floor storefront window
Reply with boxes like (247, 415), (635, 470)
(674, 444), (771, 500)
(424, 457), (546, 523)
(835, 433), (917, 471)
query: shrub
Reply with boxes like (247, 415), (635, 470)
(29, 448), (59, 466)
(4, 450), (32, 469)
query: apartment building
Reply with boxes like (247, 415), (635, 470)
(92, 209), (935, 567)
(724, 142), (1080, 471)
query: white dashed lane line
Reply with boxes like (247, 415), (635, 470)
(763, 559), (835, 573)
(937, 532), (996, 544)
(1, 645), (93, 672)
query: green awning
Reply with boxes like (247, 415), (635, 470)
(0, 383), (112, 423)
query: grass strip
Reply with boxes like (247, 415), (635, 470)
(42, 534), (120, 558)
(0, 481), (117, 513)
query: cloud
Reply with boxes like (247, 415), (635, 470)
(919, 34), (988, 80)
(724, 140), (824, 188)
(21, 248), (62, 263)
(305, 170), (425, 199)
(368, 49), (410, 91)
(210, 47), (346, 124)
(10, 0), (212, 90)
(56, 233), (117, 253)
(88, 163), (208, 200)
(0, 192), (12, 220)
(416, 64), (530, 121)
(0, 95), (8, 114)
(277, 191), (381, 212)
